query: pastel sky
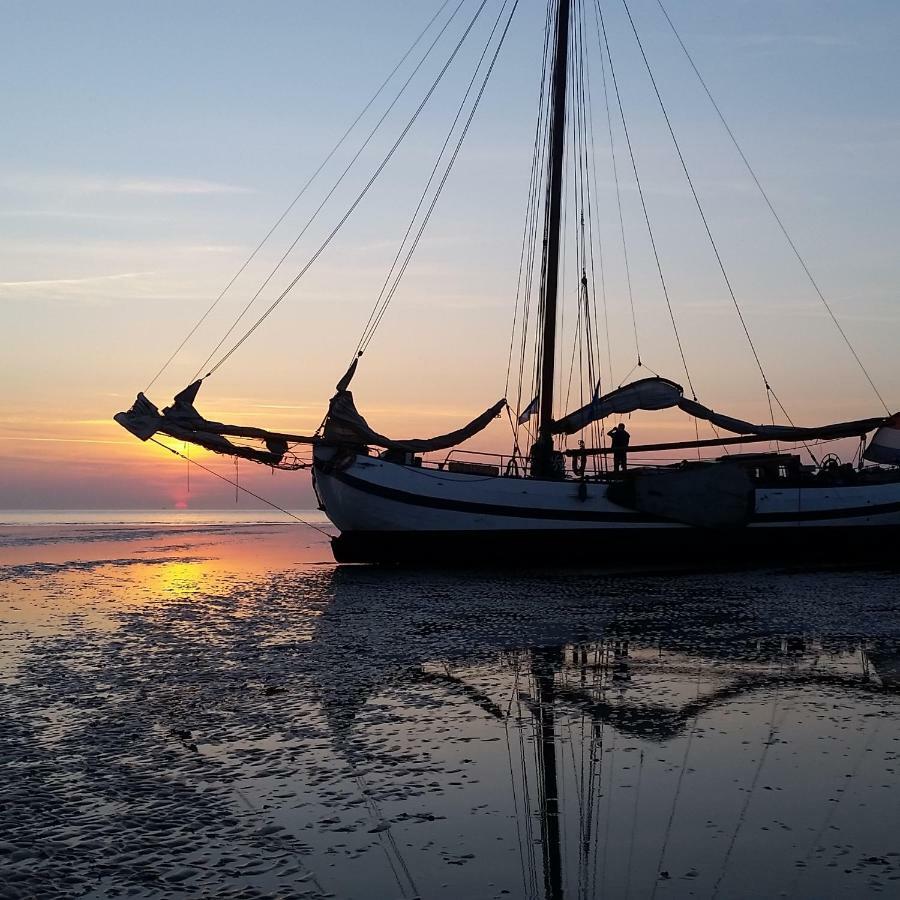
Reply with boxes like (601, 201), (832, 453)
(2, 0), (899, 509)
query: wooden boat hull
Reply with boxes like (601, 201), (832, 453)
(313, 446), (900, 565)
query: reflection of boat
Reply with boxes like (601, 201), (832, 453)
(310, 569), (898, 898)
(313, 569), (898, 745)
(115, 1), (900, 564)
(311, 567), (900, 712)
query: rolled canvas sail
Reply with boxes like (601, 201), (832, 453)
(324, 391), (506, 452)
(553, 377), (684, 435)
(678, 398), (884, 442)
(552, 375), (886, 443)
(115, 381), (315, 466)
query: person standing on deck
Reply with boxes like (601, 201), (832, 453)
(608, 423), (630, 474)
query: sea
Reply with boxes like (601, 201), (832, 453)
(1, 510), (898, 899)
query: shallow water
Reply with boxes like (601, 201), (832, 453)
(1, 515), (898, 898)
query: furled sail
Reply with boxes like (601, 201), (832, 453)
(553, 375), (887, 443)
(114, 381), (316, 467)
(677, 398), (885, 442)
(323, 390), (506, 453)
(552, 377), (684, 435)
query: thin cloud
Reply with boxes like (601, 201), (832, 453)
(1, 173), (252, 196)
(0, 272), (153, 289)
(0, 436), (134, 446)
(0, 209), (169, 223)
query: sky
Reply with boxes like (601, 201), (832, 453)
(2, 0), (899, 509)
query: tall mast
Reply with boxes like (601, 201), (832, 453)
(536, 0), (571, 470)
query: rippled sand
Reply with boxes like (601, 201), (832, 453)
(1, 519), (899, 898)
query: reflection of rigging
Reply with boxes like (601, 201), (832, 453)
(311, 572), (899, 899)
(416, 637), (898, 899)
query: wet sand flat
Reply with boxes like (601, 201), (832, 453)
(1, 515), (899, 899)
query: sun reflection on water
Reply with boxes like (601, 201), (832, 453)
(152, 560), (207, 598)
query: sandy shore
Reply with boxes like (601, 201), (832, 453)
(1, 519), (899, 898)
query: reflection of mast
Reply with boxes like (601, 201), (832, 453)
(534, 648), (563, 900)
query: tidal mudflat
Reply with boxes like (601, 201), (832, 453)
(1, 515), (899, 899)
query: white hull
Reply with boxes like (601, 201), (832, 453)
(313, 446), (900, 534)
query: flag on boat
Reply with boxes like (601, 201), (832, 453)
(863, 413), (900, 465)
(518, 396), (539, 424)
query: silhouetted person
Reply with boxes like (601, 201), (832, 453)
(608, 423), (630, 474)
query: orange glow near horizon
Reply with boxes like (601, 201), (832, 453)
(0, 385), (876, 511)
(2, 2), (899, 511)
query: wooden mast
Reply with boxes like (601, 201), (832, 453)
(534, 0), (571, 477)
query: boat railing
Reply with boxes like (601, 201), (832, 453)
(422, 448), (525, 477)
(413, 447), (799, 480)
(420, 449), (707, 477)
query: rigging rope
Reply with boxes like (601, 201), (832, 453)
(591, 0), (640, 368)
(506, 0), (553, 409)
(144, 0), (456, 393)
(507, 1), (554, 445)
(504, 664), (532, 900)
(655, 0), (890, 416)
(569, 2), (598, 435)
(577, 0), (613, 399)
(710, 684), (784, 900)
(198, 0), (492, 381)
(649, 661), (702, 900)
(620, 0), (776, 408)
(789, 714), (881, 896)
(355, 0), (520, 357)
(594, 0), (697, 399)
(625, 748), (645, 900)
(149, 438), (332, 536)
(355, 0), (512, 357)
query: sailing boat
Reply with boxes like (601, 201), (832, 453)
(115, 0), (900, 563)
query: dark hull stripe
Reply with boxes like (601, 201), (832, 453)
(331, 469), (900, 525)
(331, 525), (900, 565)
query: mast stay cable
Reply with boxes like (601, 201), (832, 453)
(355, 0), (519, 357)
(149, 437), (331, 536)
(655, 0), (890, 416)
(619, 0), (824, 466)
(143, 0), (455, 393)
(200, 0), (494, 380)
(620, 0), (780, 417)
(577, 0), (613, 396)
(358, 0), (520, 356)
(591, 0), (640, 369)
(506, 0), (553, 405)
(594, 0), (697, 399)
